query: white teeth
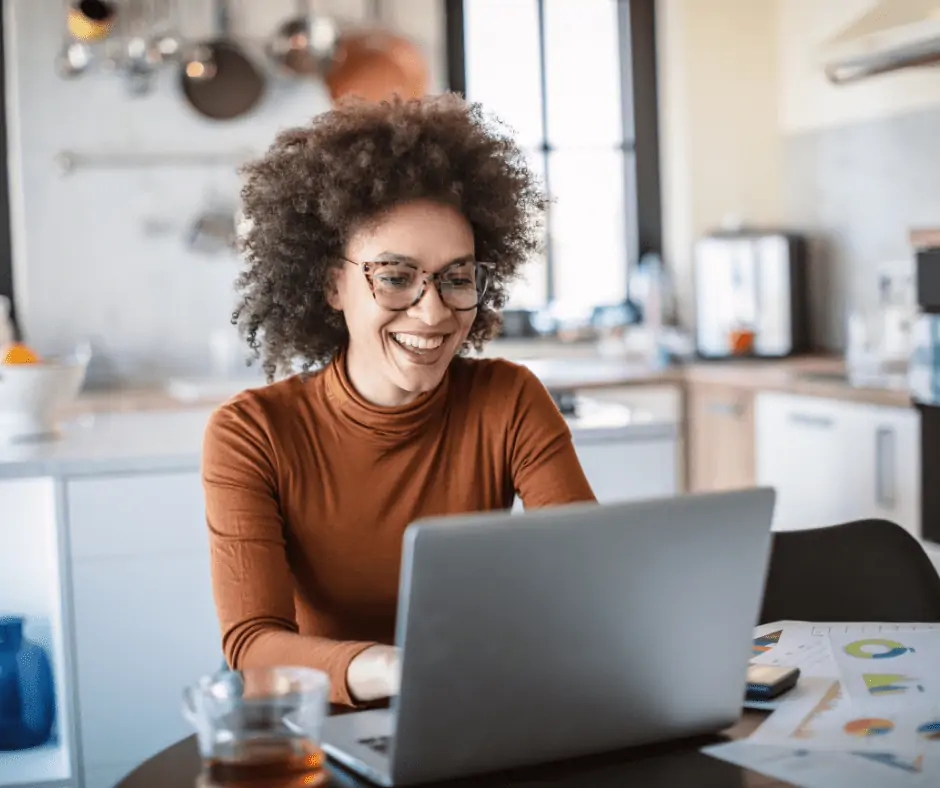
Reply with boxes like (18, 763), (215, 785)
(392, 333), (445, 350)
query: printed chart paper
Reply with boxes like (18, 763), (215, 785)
(748, 677), (940, 756)
(751, 624), (836, 678)
(828, 630), (940, 709)
(703, 741), (940, 788)
(714, 623), (940, 786)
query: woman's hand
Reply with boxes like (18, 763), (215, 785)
(346, 644), (401, 702)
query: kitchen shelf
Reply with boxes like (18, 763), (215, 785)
(0, 478), (75, 787)
(0, 742), (70, 787)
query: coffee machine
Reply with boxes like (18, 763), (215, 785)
(693, 230), (809, 359)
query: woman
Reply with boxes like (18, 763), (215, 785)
(202, 93), (596, 708)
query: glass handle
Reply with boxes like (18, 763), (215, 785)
(181, 686), (199, 725)
(875, 426), (897, 510)
(788, 413), (834, 429)
(706, 401), (743, 417)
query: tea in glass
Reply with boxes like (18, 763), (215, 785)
(183, 666), (329, 785)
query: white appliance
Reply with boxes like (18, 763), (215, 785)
(820, 0), (940, 84)
(693, 231), (809, 359)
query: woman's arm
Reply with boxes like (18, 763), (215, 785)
(507, 366), (597, 508)
(202, 401), (390, 705)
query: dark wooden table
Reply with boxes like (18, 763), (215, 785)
(116, 710), (792, 787)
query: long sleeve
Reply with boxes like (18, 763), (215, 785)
(201, 401), (376, 706)
(507, 367), (597, 508)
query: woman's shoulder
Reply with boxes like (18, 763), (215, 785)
(451, 355), (547, 402)
(205, 369), (327, 441)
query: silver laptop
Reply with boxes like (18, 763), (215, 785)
(322, 488), (776, 786)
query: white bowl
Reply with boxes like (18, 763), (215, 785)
(0, 359), (88, 442)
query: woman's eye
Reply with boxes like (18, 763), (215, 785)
(377, 275), (411, 288)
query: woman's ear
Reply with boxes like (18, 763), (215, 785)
(325, 266), (344, 311)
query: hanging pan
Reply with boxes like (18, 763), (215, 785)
(324, 0), (428, 104)
(180, 0), (266, 121)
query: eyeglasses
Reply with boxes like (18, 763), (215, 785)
(343, 257), (494, 312)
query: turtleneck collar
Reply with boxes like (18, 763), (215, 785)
(322, 348), (451, 445)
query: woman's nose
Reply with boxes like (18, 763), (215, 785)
(408, 280), (453, 325)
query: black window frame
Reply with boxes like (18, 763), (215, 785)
(445, 0), (662, 308)
(0, 1), (14, 334)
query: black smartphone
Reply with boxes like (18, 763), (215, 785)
(745, 664), (800, 701)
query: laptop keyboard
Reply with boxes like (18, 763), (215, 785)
(358, 735), (392, 755)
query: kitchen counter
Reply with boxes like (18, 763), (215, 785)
(59, 352), (912, 418)
(680, 356), (912, 408)
(0, 396), (675, 480)
(0, 408), (216, 479)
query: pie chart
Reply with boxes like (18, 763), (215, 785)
(916, 721), (940, 741)
(844, 717), (894, 737)
(843, 638), (910, 659)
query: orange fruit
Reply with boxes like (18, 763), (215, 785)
(2, 342), (42, 364)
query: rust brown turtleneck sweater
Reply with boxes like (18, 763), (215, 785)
(201, 352), (596, 706)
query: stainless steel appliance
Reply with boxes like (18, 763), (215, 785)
(693, 230), (809, 359)
(914, 241), (940, 545)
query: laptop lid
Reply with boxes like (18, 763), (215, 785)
(386, 488), (776, 785)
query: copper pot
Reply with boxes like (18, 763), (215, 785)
(325, 28), (428, 104)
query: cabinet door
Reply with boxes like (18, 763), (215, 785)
(66, 471), (221, 788)
(850, 403), (920, 540)
(755, 393), (866, 530)
(574, 435), (678, 503)
(687, 383), (755, 492)
(756, 393), (921, 536)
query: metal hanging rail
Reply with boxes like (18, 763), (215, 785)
(53, 149), (256, 175)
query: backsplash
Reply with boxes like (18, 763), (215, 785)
(5, 0), (445, 386)
(782, 105), (940, 351)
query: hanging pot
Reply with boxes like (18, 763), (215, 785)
(324, 2), (428, 104)
(180, 0), (266, 121)
(67, 0), (117, 42)
(267, 0), (338, 78)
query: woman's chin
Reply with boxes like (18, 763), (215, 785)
(388, 339), (456, 391)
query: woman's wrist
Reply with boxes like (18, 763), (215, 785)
(346, 644), (400, 702)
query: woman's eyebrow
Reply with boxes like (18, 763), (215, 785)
(373, 252), (418, 264)
(372, 252), (476, 267)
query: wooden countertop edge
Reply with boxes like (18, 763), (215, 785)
(910, 227), (940, 250)
(65, 358), (912, 416)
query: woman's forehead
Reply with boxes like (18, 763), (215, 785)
(346, 200), (475, 269)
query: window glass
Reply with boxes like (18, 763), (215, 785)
(464, 0), (544, 148)
(543, 0), (623, 147)
(549, 150), (627, 312)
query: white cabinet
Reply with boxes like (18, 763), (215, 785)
(574, 434), (678, 504)
(66, 471), (221, 788)
(755, 393), (920, 538)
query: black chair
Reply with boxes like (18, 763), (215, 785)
(758, 518), (940, 624)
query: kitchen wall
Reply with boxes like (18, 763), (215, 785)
(4, 0), (445, 385)
(655, 0), (783, 332)
(657, 0), (940, 350)
(777, 0), (940, 350)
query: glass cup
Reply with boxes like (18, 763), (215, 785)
(182, 666), (330, 785)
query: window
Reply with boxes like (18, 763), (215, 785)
(446, 0), (661, 316)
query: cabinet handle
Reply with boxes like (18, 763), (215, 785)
(875, 426), (897, 510)
(706, 401), (743, 417)
(788, 412), (833, 428)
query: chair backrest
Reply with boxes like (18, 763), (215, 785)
(759, 519), (940, 624)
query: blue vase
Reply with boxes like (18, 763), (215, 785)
(0, 616), (57, 750)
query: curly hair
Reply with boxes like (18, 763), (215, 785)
(233, 92), (547, 380)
